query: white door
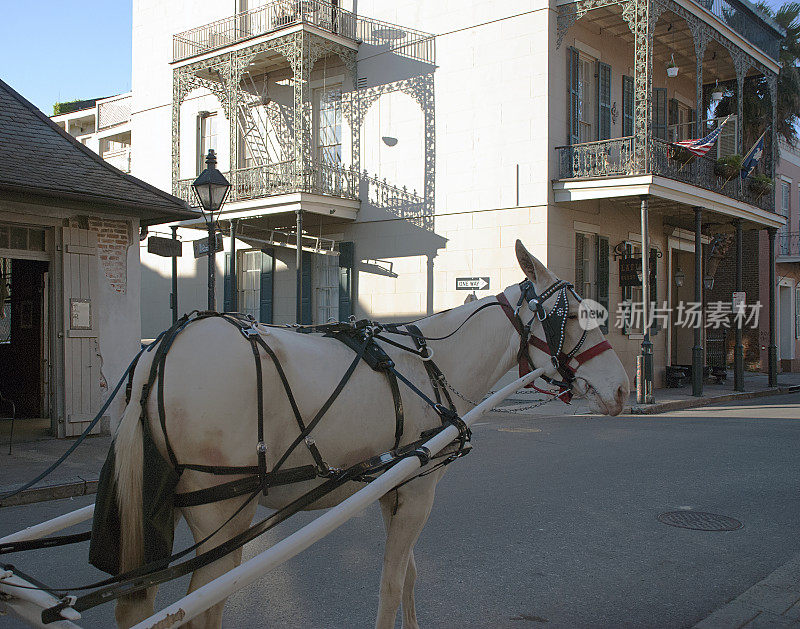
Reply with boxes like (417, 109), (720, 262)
(61, 227), (102, 437)
(313, 254), (339, 324)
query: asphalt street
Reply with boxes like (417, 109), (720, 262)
(1, 393), (799, 628)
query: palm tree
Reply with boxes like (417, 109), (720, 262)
(714, 1), (800, 148)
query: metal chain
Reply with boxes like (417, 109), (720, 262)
(441, 378), (559, 415)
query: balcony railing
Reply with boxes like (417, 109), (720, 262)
(691, 0), (781, 61)
(555, 136), (775, 212)
(778, 232), (800, 257)
(98, 95), (131, 130)
(173, 0), (434, 65)
(175, 159), (359, 207)
(102, 148), (131, 173)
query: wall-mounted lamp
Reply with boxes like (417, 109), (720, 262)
(674, 268), (685, 287)
(611, 102), (618, 125)
(703, 274), (714, 290)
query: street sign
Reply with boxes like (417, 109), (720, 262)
(193, 233), (224, 258)
(147, 236), (182, 258)
(456, 277), (490, 291)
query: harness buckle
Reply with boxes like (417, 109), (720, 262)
(241, 326), (260, 339)
(256, 441), (267, 454)
(304, 436), (316, 448)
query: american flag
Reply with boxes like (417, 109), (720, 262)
(673, 115), (732, 157)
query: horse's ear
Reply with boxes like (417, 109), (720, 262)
(515, 240), (547, 283)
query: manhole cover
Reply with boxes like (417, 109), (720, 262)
(657, 511), (742, 531)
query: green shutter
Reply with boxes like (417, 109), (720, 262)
(338, 241), (354, 320)
(259, 248), (274, 323)
(622, 75), (634, 137)
(568, 48), (580, 145)
(597, 62), (612, 140)
(301, 253), (312, 325)
(597, 235), (610, 334)
(575, 233), (585, 296)
(223, 252), (232, 312)
(649, 248), (658, 305)
(652, 88), (667, 140)
(668, 98), (679, 140)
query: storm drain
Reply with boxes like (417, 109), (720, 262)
(657, 511), (743, 531)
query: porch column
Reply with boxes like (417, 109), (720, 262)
(639, 195), (654, 404)
(734, 219), (744, 390)
(171, 225), (178, 325)
(296, 209), (303, 324)
(229, 219), (238, 312)
(692, 207), (703, 396)
(768, 227), (778, 386)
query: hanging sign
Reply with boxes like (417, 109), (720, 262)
(193, 233), (224, 258)
(148, 236), (183, 258)
(619, 257), (641, 287)
(456, 277), (490, 290)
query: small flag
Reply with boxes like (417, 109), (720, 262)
(740, 129), (767, 180)
(673, 115), (732, 157)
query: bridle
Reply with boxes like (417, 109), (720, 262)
(496, 278), (613, 403)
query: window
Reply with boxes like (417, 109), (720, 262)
(622, 75), (634, 137)
(198, 112), (219, 175)
(0, 224), (45, 251)
(313, 254), (339, 324)
(575, 233), (609, 333)
(577, 57), (595, 142)
(668, 100), (694, 142)
(0, 258), (10, 344)
(238, 250), (262, 321)
(316, 86), (342, 165)
(781, 181), (791, 254)
(652, 88), (667, 140)
(597, 62), (611, 140)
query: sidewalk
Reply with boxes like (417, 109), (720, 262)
(0, 433), (111, 507)
(492, 369), (800, 416)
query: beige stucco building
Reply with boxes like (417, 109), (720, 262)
(128, 0), (785, 390)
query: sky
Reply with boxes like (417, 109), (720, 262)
(2, 1), (132, 114)
(0, 0), (789, 116)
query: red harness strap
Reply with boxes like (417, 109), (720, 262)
(496, 291), (613, 399)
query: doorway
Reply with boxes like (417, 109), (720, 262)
(670, 249), (697, 365)
(0, 257), (51, 435)
(779, 283), (794, 361)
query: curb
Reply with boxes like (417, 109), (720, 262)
(0, 477), (98, 508)
(627, 384), (800, 415)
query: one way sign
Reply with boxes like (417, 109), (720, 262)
(456, 277), (490, 290)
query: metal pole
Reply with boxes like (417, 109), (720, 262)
(133, 370), (545, 629)
(734, 219), (744, 390)
(768, 227), (778, 387)
(207, 219), (215, 311)
(229, 219), (237, 313)
(170, 225), (178, 325)
(639, 195), (654, 404)
(692, 207), (703, 396)
(296, 209), (303, 324)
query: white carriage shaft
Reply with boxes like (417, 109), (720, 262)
(61, 227), (102, 437)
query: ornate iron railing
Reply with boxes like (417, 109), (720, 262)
(173, 0), (434, 65)
(555, 137), (775, 212)
(176, 160), (359, 206)
(557, 137), (635, 179)
(778, 232), (800, 257)
(691, 0), (782, 61)
(102, 148), (131, 173)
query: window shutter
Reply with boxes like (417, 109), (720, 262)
(301, 253), (312, 325)
(575, 233), (585, 295)
(596, 235), (610, 334)
(652, 88), (667, 140)
(223, 252), (232, 312)
(668, 98), (679, 140)
(338, 241), (354, 320)
(597, 62), (612, 140)
(795, 287), (800, 339)
(568, 48), (580, 145)
(259, 248), (274, 323)
(649, 248), (658, 305)
(622, 75), (634, 137)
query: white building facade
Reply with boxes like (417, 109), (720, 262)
(132, 0), (785, 387)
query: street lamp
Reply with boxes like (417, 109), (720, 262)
(192, 149), (231, 311)
(674, 268), (685, 287)
(703, 274), (714, 291)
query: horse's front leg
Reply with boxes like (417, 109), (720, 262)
(377, 475), (438, 629)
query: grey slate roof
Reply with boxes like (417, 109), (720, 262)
(0, 78), (198, 226)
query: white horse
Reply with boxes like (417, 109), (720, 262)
(112, 241), (629, 628)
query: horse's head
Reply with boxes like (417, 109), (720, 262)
(504, 240), (630, 416)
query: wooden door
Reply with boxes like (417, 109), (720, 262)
(61, 227), (101, 437)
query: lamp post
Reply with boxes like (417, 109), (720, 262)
(192, 149), (231, 311)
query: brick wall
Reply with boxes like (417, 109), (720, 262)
(88, 217), (130, 294)
(707, 229), (763, 370)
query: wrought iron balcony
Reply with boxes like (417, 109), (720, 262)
(778, 232), (800, 258)
(173, 0), (434, 64)
(691, 0), (782, 61)
(555, 136), (775, 212)
(175, 159), (359, 208)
